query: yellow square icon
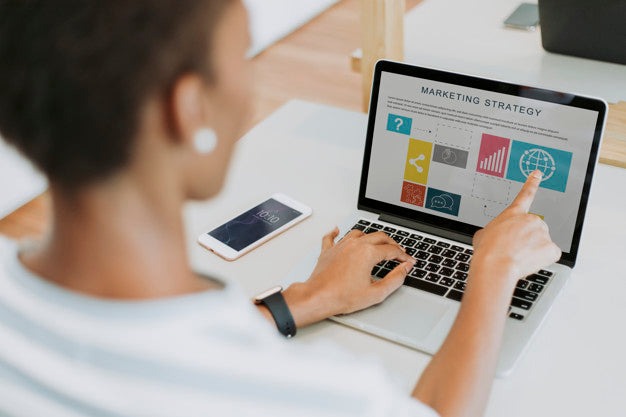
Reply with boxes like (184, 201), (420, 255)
(404, 139), (433, 185)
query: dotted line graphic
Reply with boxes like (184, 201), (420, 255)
(482, 202), (507, 219)
(470, 173), (512, 204)
(434, 123), (473, 151)
(436, 123), (473, 134)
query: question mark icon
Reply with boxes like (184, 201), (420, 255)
(395, 117), (403, 131)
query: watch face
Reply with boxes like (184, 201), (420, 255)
(254, 286), (283, 303)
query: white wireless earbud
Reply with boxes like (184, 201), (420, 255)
(193, 128), (218, 154)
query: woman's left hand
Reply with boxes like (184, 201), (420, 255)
(281, 227), (416, 327)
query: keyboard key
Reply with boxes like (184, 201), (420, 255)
(386, 260), (400, 270)
(454, 281), (466, 291)
(425, 263), (441, 272)
(425, 273), (441, 283)
(410, 269), (427, 279)
(441, 249), (457, 258)
(446, 289), (464, 302)
(464, 248), (474, 255)
(396, 230), (409, 237)
(455, 262), (470, 272)
(442, 258), (457, 268)
(509, 313), (524, 320)
(402, 238), (417, 247)
(428, 245), (443, 254)
(451, 245), (465, 252)
(416, 242), (430, 250)
(376, 268), (391, 278)
(413, 260), (427, 269)
(370, 223), (384, 229)
(538, 269), (553, 277)
(511, 297), (532, 310)
(436, 241), (450, 248)
(405, 247), (417, 256)
(364, 227), (378, 234)
(514, 288), (538, 302)
(371, 266), (380, 276)
(526, 274), (549, 285)
(528, 283), (544, 293)
(410, 234), (423, 240)
(452, 271), (468, 281)
(357, 219), (371, 226)
(439, 267), (454, 277)
(454, 253), (471, 262)
(391, 235), (404, 243)
(416, 251), (430, 260)
(383, 226), (396, 233)
(352, 224), (366, 231)
(404, 277), (448, 296)
(376, 260), (387, 267)
(424, 238), (437, 244)
(516, 280), (529, 289)
(439, 277), (455, 287)
(428, 255), (443, 264)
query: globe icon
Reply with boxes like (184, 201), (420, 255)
(519, 148), (556, 180)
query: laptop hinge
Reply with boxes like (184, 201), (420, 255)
(378, 213), (473, 245)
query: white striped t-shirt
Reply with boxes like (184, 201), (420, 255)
(0, 237), (438, 417)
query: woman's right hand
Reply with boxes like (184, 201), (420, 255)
(471, 169), (562, 288)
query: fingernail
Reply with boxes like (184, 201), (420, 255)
(404, 262), (412, 273)
(531, 170), (543, 179)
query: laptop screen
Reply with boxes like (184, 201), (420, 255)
(359, 61), (606, 265)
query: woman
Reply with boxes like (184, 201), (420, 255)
(0, 1), (560, 416)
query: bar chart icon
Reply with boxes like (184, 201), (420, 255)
(476, 134), (510, 178)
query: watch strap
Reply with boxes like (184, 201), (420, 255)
(260, 291), (296, 338)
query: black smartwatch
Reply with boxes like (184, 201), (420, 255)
(254, 286), (296, 338)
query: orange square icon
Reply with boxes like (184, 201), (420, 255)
(401, 181), (426, 207)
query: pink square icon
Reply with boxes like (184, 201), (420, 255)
(476, 134), (510, 178)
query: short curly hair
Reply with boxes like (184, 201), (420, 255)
(0, 0), (232, 189)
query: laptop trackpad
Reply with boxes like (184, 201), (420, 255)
(337, 288), (450, 342)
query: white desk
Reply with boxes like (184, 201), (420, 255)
(184, 100), (626, 417)
(402, 0), (626, 103)
(0, 138), (47, 219)
(244, 0), (338, 57)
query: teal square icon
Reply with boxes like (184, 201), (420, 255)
(386, 113), (412, 135)
(506, 140), (572, 193)
(425, 187), (461, 216)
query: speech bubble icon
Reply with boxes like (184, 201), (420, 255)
(431, 196), (446, 208)
(431, 194), (454, 210)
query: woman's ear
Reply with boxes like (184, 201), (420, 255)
(168, 74), (209, 148)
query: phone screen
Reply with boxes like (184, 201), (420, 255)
(207, 198), (303, 251)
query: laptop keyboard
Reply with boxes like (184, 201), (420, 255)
(351, 219), (554, 321)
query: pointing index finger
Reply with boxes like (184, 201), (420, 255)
(510, 170), (542, 213)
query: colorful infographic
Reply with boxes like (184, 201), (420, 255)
(400, 181), (426, 207)
(506, 140), (572, 192)
(386, 113), (412, 135)
(476, 134), (511, 178)
(403, 138), (432, 185)
(425, 187), (461, 216)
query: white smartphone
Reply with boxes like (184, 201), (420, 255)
(197, 193), (312, 261)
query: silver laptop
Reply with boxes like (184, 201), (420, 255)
(282, 60), (607, 376)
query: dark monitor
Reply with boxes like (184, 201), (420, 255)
(539, 0), (626, 65)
